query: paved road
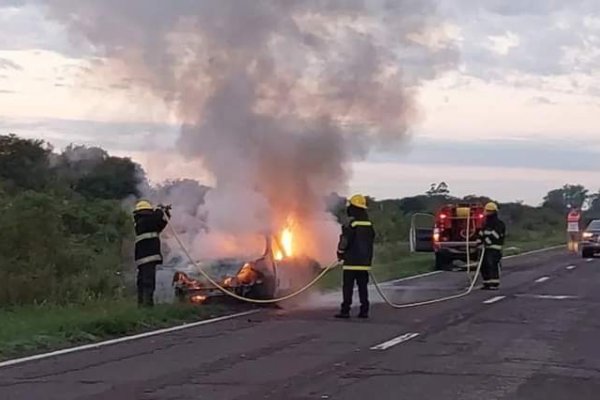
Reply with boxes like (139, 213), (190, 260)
(2, 249), (599, 399)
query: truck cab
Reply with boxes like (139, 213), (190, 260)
(414, 203), (485, 270)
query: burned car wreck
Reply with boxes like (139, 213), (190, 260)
(172, 236), (322, 304)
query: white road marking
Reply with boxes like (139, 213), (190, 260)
(517, 294), (578, 300)
(0, 309), (260, 369)
(383, 271), (442, 286)
(483, 296), (506, 304)
(534, 276), (550, 283)
(504, 245), (564, 260)
(0, 245), (564, 368)
(383, 245), (561, 288)
(586, 258), (594, 262)
(566, 265), (577, 270)
(384, 245), (561, 288)
(370, 333), (420, 351)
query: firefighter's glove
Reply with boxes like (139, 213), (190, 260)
(158, 204), (172, 218)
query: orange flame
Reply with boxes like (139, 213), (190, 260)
(190, 294), (207, 304)
(274, 222), (294, 261)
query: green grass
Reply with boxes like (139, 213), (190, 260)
(1, 236), (564, 361)
(319, 236), (564, 290)
(0, 299), (231, 361)
(503, 237), (564, 256)
(319, 242), (430, 290)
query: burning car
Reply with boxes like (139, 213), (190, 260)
(172, 227), (322, 305)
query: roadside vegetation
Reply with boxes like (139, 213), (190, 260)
(0, 301), (234, 359)
(0, 133), (593, 360)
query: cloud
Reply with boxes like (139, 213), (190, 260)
(530, 96), (557, 105)
(351, 160), (600, 205)
(109, 83), (130, 90)
(0, 89), (15, 94)
(0, 3), (92, 56)
(441, 0), (600, 85)
(0, 0), (27, 7)
(486, 31), (520, 55)
(372, 137), (600, 172)
(0, 116), (179, 153)
(4, 116), (598, 176)
(0, 57), (22, 70)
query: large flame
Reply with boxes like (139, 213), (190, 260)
(274, 221), (295, 261)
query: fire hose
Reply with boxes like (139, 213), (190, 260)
(165, 210), (484, 307)
(166, 219), (341, 304)
(370, 208), (484, 308)
(370, 250), (484, 308)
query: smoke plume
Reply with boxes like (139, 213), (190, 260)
(41, 1), (457, 266)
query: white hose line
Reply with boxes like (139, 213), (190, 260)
(166, 220), (340, 304)
(372, 209), (485, 309)
(370, 248), (485, 309)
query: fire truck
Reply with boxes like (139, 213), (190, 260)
(413, 203), (486, 270)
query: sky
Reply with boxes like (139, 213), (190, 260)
(0, 1), (599, 205)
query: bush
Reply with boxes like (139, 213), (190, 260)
(0, 190), (131, 306)
(0, 134), (142, 307)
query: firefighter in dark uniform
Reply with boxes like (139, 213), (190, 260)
(477, 202), (506, 290)
(335, 194), (375, 319)
(133, 200), (170, 307)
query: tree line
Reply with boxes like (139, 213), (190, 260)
(0, 133), (590, 307)
(0, 134), (140, 306)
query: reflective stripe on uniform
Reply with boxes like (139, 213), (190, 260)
(483, 279), (500, 284)
(135, 254), (162, 266)
(351, 221), (373, 228)
(343, 265), (372, 271)
(135, 232), (159, 243)
(486, 244), (503, 250)
(484, 230), (500, 239)
(485, 237), (492, 245)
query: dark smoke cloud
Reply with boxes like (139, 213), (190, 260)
(39, 0), (457, 237)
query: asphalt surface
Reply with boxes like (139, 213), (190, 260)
(2, 249), (600, 399)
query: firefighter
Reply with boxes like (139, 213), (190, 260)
(477, 202), (506, 290)
(133, 200), (170, 307)
(335, 194), (375, 319)
(566, 208), (581, 253)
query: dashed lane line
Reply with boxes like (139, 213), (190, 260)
(516, 294), (578, 300)
(483, 296), (506, 304)
(503, 245), (564, 260)
(534, 276), (550, 283)
(370, 333), (420, 351)
(0, 245), (569, 368)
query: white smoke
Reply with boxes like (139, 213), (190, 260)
(40, 0), (458, 273)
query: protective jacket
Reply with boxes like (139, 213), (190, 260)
(134, 208), (168, 266)
(477, 214), (506, 252)
(337, 214), (375, 271)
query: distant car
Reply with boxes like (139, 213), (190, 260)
(580, 219), (600, 258)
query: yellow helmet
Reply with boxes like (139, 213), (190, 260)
(135, 200), (153, 212)
(349, 194), (368, 209)
(484, 202), (498, 212)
